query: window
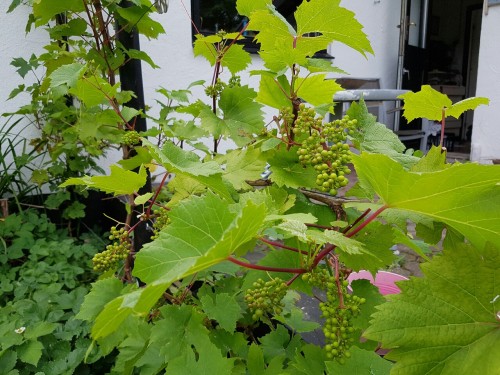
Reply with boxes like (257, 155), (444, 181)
(191, 0), (332, 58)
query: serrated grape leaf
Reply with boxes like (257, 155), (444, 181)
(60, 165), (147, 196)
(267, 147), (317, 188)
(246, 0), (372, 71)
(166, 174), (207, 207)
(200, 293), (243, 333)
(193, 35), (218, 65)
(76, 278), (128, 322)
(220, 43), (252, 74)
(116, 5), (165, 39)
(306, 229), (365, 254)
(364, 244), (500, 375)
(68, 76), (118, 107)
(350, 279), (385, 330)
(143, 139), (233, 201)
(221, 146), (268, 190)
(134, 193), (266, 283)
(304, 59), (348, 74)
(353, 152), (500, 249)
(275, 307), (320, 333)
(260, 325), (303, 362)
(290, 344), (326, 374)
(392, 227), (431, 261)
(219, 85), (265, 145)
(276, 220), (308, 241)
(399, 85), (489, 122)
(247, 343), (266, 375)
(326, 346), (393, 374)
(236, 0), (271, 16)
(33, 0), (84, 25)
(256, 74), (292, 110)
(134, 192), (153, 205)
(340, 221), (396, 273)
(49, 63), (86, 90)
(295, 74), (342, 107)
(348, 101), (419, 168)
(410, 145), (449, 173)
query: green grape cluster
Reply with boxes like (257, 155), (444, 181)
(92, 226), (131, 272)
(319, 279), (366, 363)
(244, 278), (288, 321)
(228, 75), (241, 88)
(204, 78), (226, 98)
(293, 104), (358, 195)
(151, 207), (170, 239)
(121, 131), (141, 146)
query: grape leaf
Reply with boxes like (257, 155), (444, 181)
(49, 63), (86, 90)
(267, 147), (317, 188)
(399, 85), (489, 122)
(69, 75), (118, 107)
(143, 140), (233, 201)
(60, 165), (147, 195)
(353, 152), (500, 249)
(306, 229), (365, 254)
(33, 0), (84, 25)
(275, 307), (320, 334)
(290, 344), (326, 374)
(325, 346), (393, 374)
(134, 192), (266, 283)
(116, 5), (165, 39)
(348, 100), (419, 168)
(255, 74), (292, 110)
(220, 147), (268, 190)
(76, 278), (128, 322)
(295, 74), (342, 107)
(245, 0), (372, 71)
(364, 244), (500, 375)
(199, 293), (243, 333)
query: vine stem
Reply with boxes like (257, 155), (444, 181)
(145, 172), (170, 217)
(329, 255), (344, 309)
(227, 256), (307, 274)
(345, 205), (388, 238)
(439, 107), (446, 148)
(260, 237), (308, 255)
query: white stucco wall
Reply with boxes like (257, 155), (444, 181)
(470, 5), (500, 163)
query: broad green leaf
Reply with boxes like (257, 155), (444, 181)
(410, 145), (449, 172)
(325, 346), (392, 374)
(304, 59), (348, 74)
(348, 100), (419, 168)
(267, 147), (317, 188)
(364, 244), (500, 375)
(221, 147), (267, 190)
(220, 44), (252, 74)
(126, 48), (160, 69)
(247, 343), (266, 375)
(69, 76), (118, 107)
(399, 85), (489, 122)
(353, 152), (500, 249)
(247, 0), (372, 70)
(60, 165), (147, 196)
(134, 192), (153, 205)
(116, 5), (165, 39)
(340, 221), (396, 273)
(255, 74), (292, 110)
(143, 139), (233, 201)
(306, 229), (365, 254)
(275, 307), (320, 333)
(134, 193), (266, 283)
(24, 321), (58, 340)
(193, 35), (218, 66)
(17, 340), (43, 366)
(236, 0), (271, 16)
(295, 74), (342, 107)
(166, 175), (207, 207)
(49, 63), (86, 90)
(290, 344), (326, 374)
(350, 279), (385, 331)
(76, 278), (126, 322)
(33, 0), (84, 25)
(199, 293), (243, 333)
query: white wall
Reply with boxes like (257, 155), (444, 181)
(471, 5), (500, 163)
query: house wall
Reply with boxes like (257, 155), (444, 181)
(470, 5), (500, 163)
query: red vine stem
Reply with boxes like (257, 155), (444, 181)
(227, 256), (307, 274)
(345, 205), (388, 238)
(329, 255), (344, 309)
(260, 237), (308, 255)
(342, 208), (371, 234)
(440, 107), (446, 148)
(286, 273), (302, 286)
(146, 172), (170, 216)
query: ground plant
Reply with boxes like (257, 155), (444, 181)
(5, 0), (500, 374)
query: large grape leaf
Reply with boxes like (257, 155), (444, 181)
(295, 74), (342, 107)
(353, 152), (500, 249)
(143, 139), (233, 201)
(200, 86), (265, 146)
(364, 244), (500, 375)
(348, 100), (419, 168)
(91, 194), (266, 339)
(399, 85), (489, 122)
(33, 0), (84, 25)
(60, 165), (147, 195)
(243, 0), (372, 71)
(326, 347), (392, 374)
(134, 192), (266, 283)
(266, 146), (317, 188)
(219, 147), (268, 190)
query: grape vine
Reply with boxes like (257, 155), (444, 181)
(244, 277), (288, 321)
(92, 226), (132, 272)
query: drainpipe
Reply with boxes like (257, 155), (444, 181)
(395, 0), (408, 131)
